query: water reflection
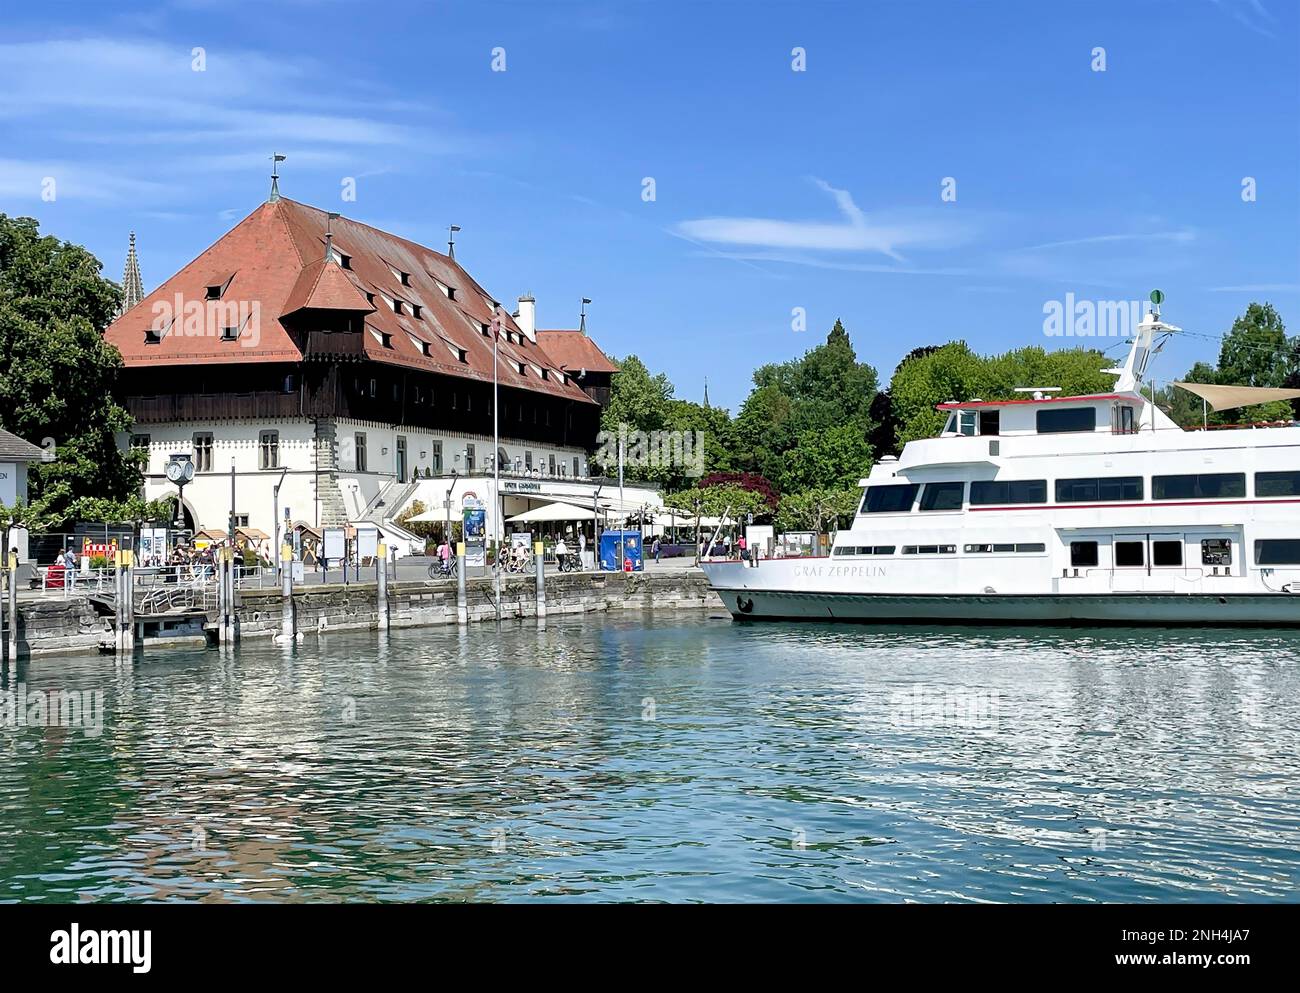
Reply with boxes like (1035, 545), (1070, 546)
(1, 615), (1298, 902)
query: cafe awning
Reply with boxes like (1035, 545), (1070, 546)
(506, 501), (598, 524)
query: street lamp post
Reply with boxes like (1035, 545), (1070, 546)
(491, 305), (502, 621)
(272, 466), (288, 577)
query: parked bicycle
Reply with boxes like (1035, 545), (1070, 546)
(428, 555), (458, 580)
(556, 554), (582, 573)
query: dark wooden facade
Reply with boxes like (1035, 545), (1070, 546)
(122, 356), (602, 448)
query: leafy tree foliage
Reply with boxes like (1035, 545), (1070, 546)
(888, 343), (1113, 445)
(0, 213), (142, 526)
(775, 487), (860, 533)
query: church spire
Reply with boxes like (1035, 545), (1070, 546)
(703, 376), (710, 408)
(118, 231), (144, 318)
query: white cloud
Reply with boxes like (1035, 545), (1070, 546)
(675, 178), (972, 261)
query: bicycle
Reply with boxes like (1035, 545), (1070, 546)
(428, 556), (458, 580)
(556, 555), (581, 573)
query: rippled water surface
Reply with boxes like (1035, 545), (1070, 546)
(2, 613), (1299, 902)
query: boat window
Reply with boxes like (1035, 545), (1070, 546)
(969, 479), (1048, 506)
(861, 483), (920, 514)
(1152, 540), (1183, 567)
(958, 411), (977, 436)
(1256, 471), (1300, 498)
(834, 545), (896, 557)
(942, 412), (957, 434)
(1201, 539), (1232, 566)
(1114, 541), (1145, 567)
(1055, 476), (1143, 503)
(1254, 539), (1300, 565)
(979, 410), (1001, 436)
(1152, 473), (1246, 501)
(903, 545), (957, 555)
(919, 481), (965, 511)
(1070, 541), (1099, 568)
(1117, 405), (1136, 434)
(1036, 407), (1097, 434)
(963, 542), (1047, 554)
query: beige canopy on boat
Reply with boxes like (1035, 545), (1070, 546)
(1171, 382), (1300, 412)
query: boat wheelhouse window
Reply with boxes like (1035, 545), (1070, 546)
(979, 410), (1000, 436)
(1152, 472), (1246, 501)
(1070, 541), (1099, 568)
(1255, 471), (1300, 498)
(957, 411), (977, 436)
(1152, 541), (1183, 567)
(1036, 407), (1097, 434)
(969, 479), (1048, 506)
(1201, 539), (1232, 566)
(861, 483), (919, 513)
(1254, 539), (1300, 565)
(1114, 541), (1145, 567)
(1054, 476), (1143, 503)
(1118, 405), (1136, 434)
(902, 545), (956, 555)
(919, 481), (965, 511)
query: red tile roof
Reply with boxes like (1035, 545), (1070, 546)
(535, 329), (619, 374)
(103, 198), (597, 405)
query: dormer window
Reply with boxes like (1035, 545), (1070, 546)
(205, 285), (222, 300)
(393, 299), (405, 315)
(145, 316), (174, 345)
(330, 247), (352, 270)
(411, 303), (422, 319)
(220, 325), (239, 341)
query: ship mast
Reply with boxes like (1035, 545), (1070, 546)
(1105, 289), (1179, 394)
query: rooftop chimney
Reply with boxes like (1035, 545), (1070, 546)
(516, 293), (536, 342)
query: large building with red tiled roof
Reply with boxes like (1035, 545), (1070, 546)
(102, 193), (643, 546)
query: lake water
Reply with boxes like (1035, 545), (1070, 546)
(2, 613), (1298, 902)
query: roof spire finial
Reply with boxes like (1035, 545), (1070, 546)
(325, 212), (339, 263)
(448, 223), (460, 259)
(269, 152), (286, 202)
(580, 297), (591, 335)
(117, 230), (144, 318)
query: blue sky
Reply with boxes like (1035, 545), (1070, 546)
(1, 0), (1297, 410)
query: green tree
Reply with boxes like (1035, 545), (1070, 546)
(775, 487), (860, 533)
(0, 214), (142, 526)
(734, 319), (877, 491)
(888, 342), (1113, 445)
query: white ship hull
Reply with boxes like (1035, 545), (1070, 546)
(702, 564), (1300, 626)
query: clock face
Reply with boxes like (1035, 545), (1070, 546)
(181, 460), (195, 482)
(166, 462), (183, 482)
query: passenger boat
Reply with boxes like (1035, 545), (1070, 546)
(701, 303), (1300, 625)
